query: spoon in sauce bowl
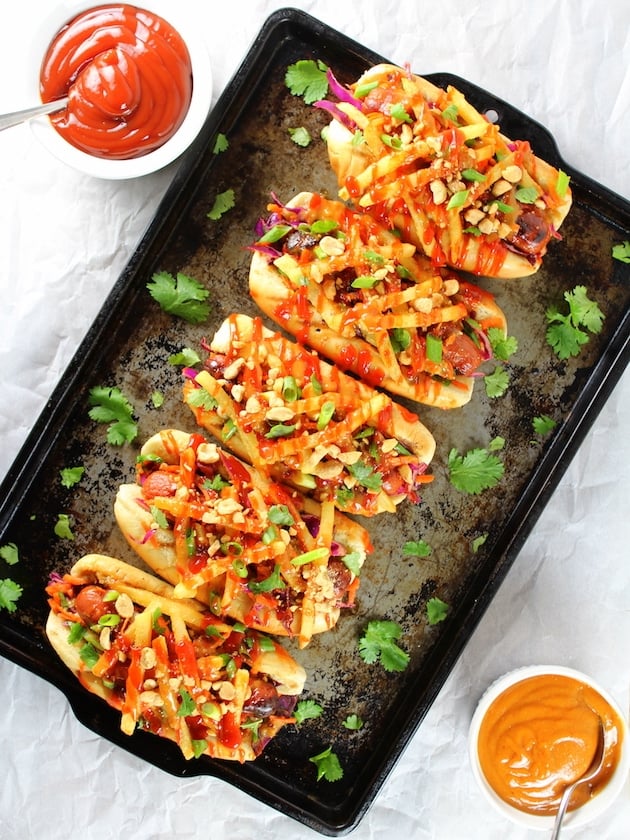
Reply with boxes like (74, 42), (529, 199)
(0, 97), (69, 132)
(550, 715), (607, 839)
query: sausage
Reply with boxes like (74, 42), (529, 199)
(74, 585), (114, 626)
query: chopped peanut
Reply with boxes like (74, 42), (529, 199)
(265, 406), (296, 422)
(464, 207), (484, 225)
(442, 278), (460, 296)
(140, 646), (157, 670)
(244, 395), (261, 414)
(223, 358), (245, 380)
(197, 442), (219, 464)
(215, 498), (243, 516)
(230, 383), (245, 403)
(430, 180), (447, 205)
(492, 179), (512, 197)
(502, 164), (522, 183)
(115, 593), (134, 619)
(319, 235), (345, 256)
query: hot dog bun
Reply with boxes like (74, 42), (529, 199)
(183, 313), (436, 516)
(114, 429), (372, 647)
(249, 192), (507, 408)
(323, 63), (572, 278)
(46, 554), (306, 762)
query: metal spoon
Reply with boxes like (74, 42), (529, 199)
(0, 97), (69, 132)
(550, 716), (606, 839)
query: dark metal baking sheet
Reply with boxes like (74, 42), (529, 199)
(1, 7), (629, 836)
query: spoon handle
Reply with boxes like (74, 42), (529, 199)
(0, 97), (69, 132)
(549, 786), (573, 840)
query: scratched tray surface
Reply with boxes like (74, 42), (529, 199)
(1, 8), (629, 836)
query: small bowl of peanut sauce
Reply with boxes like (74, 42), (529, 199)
(468, 665), (629, 830)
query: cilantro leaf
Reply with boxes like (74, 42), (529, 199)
(402, 540), (432, 558)
(294, 699), (324, 725)
(0, 578), (22, 613)
(54, 514), (75, 540)
(212, 133), (228, 154)
(309, 746), (344, 782)
(177, 688), (196, 717)
(390, 328), (411, 354)
(341, 551), (362, 577)
(612, 240), (630, 263)
(427, 597), (449, 625)
(546, 315), (590, 359)
(546, 286), (604, 359)
(60, 466), (84, 489)
(192, 739), (208, 758)
(268, 505), (294, 526)
(447, 444), (505, 494)
(488, 328), (518, 361)
(203, 474), (230, 492)
(288, 126), (312, 147)
(88, 385), (138, 445)
(532, 414), (557, 436)
(168, 347), (202, 367)
(348, 460), (382, 491)
(564, 286), (605, 334)
(207, 189), (235, 221)
(285, 59), (329, 104)
(0, 543), (19, 566)
(186, 386), (218, 412)
(389, 103), (412, 124)
(342, 714), (364, 730)
(248, 564), (286, 594)
(79, 642), (99, 668)
(358, 620), (410, 672)
(484, 365), (510, 398)
(147, 271), (211, 324)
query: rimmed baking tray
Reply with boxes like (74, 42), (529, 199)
(1, 7), (629, 836)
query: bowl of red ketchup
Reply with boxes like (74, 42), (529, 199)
(31, 1), (212, 178)
(468, 665), (629, 830)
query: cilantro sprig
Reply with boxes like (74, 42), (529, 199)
(207, 189), (235, 221)
(294, 699), (324, 725)
(0, 542), (22, 614)
(448, 437), (505, 494)
(532, 414), (557, 437)
(358, 620), (410, 673)
(402, 540), (432, 558)
(147, 271), (211, 324)
(288, 126), (312, 147)
(285, 59), (329, 104)
(88, 385), (138, 445)
(309, 746), (343, 782)
(60, 466), (84, 489)
(427, 597), (449, 625)
(484, 366), (510, 399)
(545, 285), (604, 360)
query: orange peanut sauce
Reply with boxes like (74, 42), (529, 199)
(477, 673), (624, 816)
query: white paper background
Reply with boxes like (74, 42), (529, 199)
(1, 1), (629, 838)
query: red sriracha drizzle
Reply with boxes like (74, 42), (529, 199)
(39, 4), (193, 160)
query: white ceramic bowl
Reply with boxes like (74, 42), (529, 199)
(469, 665), (629, 831)
(28, 1), (212, 179)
